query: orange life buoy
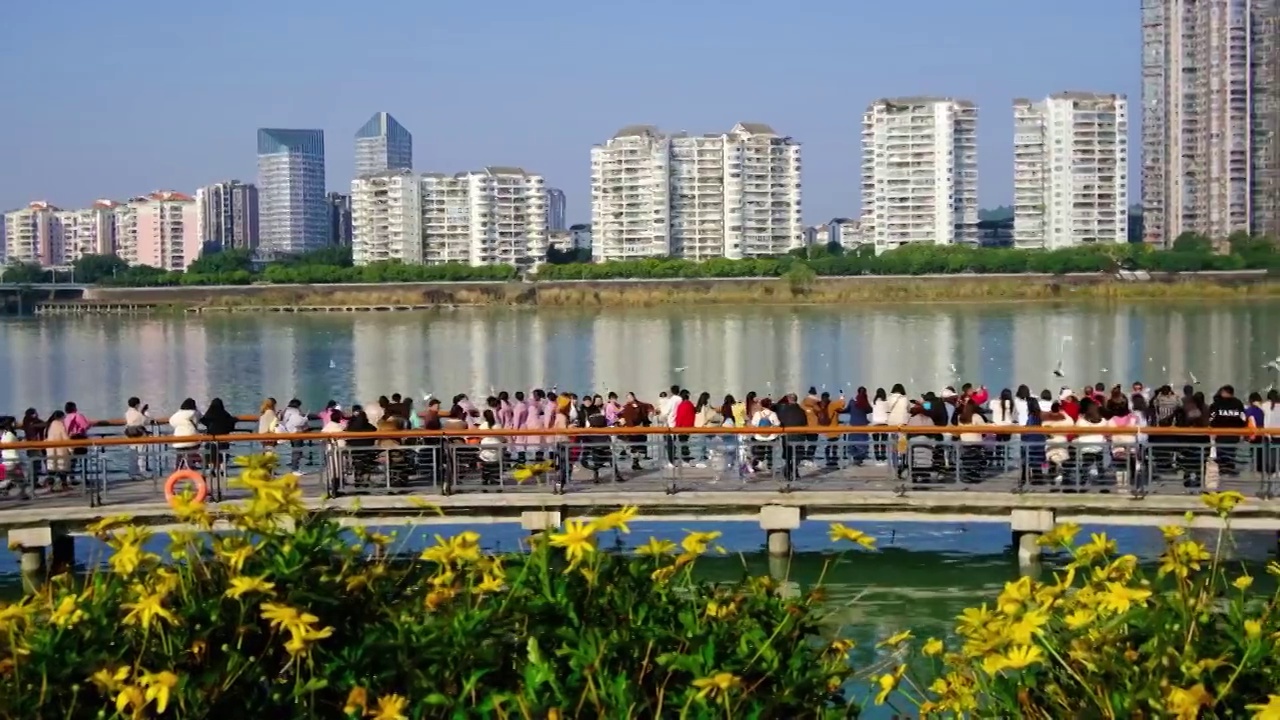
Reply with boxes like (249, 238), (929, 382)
(165, 469), (208, 506)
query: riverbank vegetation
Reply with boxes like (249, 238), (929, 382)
(2, 231), (1275, 288)
(2, 459), (1280, 717)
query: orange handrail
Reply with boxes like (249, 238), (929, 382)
(0, 424), (1274, 452)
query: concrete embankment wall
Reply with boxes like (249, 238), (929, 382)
(62, 270), (1280, 310)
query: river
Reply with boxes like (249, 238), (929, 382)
(2, 301), (1279, 711)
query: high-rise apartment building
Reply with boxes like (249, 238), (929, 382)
(860, 98), (979, 250)
(354, 112), (413, 178)
(1141, 0), (1280, 245)
(421, 167), (548, 266)
(351, 171), (423, 265)
(327, 192), (353, 246)
(1013, 92), (1129, 249)
(590, 123), (802, 262)
(351, 167), (548, 266)
(195, 180), (258, 251)
(546, 188), (567, 231)
(3, 202), (62, 266)
(257, 128), (327, 256)
(56, 200), (122, 262)
(130, 191), (201, 271)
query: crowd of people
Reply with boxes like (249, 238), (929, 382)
(0, 378), (1274, 494)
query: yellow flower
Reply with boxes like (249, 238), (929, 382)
(692, 672), (741, 700)
(217, 540), (256, 574)
(593, 506), (638, 533)
(260, 602), (334, 656)
(475, 572), (505, 594)
(997, 576), (1033, 615)
(636, 537), (677, 557)
(877, 630), (912, 648)
(1160, 539), (1212, 579)
(873, 664), (906, 705)
(1234, 574), (1255, 591)
(922, 637), (944, 656)
(1000, 644), (1044, 670)
(108, 541), (159, 577)
(1165, 683), (1212, 720)
(370, 693), (409, 720)
(86, 514), (133, 536)
(171, 493), (211, 526)
(981, 654), (1008, 676)
(225, 576), (276, 600)
(548, 520), (596, 566)
(140, 670), (179, 714)
(1098, 582), (1152, 615)
(651, 564), (679, 583)
(49, 594), (86, 629)
(705, 600), (736, 619)
(1006, 608), (1050, 644)
(1202, 490), (1245, 516)
(680, 530), (723, 556)
(828, 523), (877, 549)
(115, 686), (146, 716)
(1247, 695), (1280, 720)
(419, 532), (482, 566)
(956, 604), (995, 635)
(121, 591), (178, 631)
(1160, 524), (1186, 541)
(1036, 522), (1081, 547)
(90, 666), (130, 693)
(0, 598), (36, 633)
(1064, 609), (1097, 630)
(1268, 561), (1280, 577)
(343, 687), (368, 715)
(1245, 618), (1263, 640)
(1075, 532), (1116, 564)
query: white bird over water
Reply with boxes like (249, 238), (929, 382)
(329, 359), (336, 369)
(1052, 336), (1072, 378)
(673, 366), (687, 373)
(1263, 357), (1280, 372)
(1189, 371), (1200, 386)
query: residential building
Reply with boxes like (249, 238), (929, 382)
(354, 112), (413, 178)
(195, 180), (259, 251)
(130, 191), (201, 271)
(828, 217), (862, 247)
(421, 167), (547, 266)
(546, 188), (567, 230)
(590, 122), (802, 262)
(1013, 92), (1129, 249)
(1141, 0), (1280, 245)
(257, 128), (327, 256)
(3, 201), (62, 266)
(350, 170), (423, 265)
(115, 203), (139, 264)
(860, 98), (979, 251)
(804, 225), (829, 246)
(327, 192), (353, 246)
(548, 230), (572, 251)
(56, 200), (122, 261)
(569, 223), (592, 252)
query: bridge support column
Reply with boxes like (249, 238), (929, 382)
(520, 510), (561, 534)
(759, 505), (802, 557)
(9, 525), (59, 594)
(1010, 509), (1055, 566)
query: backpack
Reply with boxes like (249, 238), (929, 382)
(755, 415), (773, 428)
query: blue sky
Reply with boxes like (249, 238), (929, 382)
(0, 0), (1140, 224)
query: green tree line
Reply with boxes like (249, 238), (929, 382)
(1, 231), (1275, 287)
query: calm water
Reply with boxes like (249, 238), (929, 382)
(3, 302), (1279, 701)
(5, 300), (1280, 418)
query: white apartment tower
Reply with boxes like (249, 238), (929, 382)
(352, 168), (548, 266)
(590, 124), (802, 261)
(351, 170), (423, 265)
(860, 98), (979, 251)
(1013, 92), (1129, 249)
(1141, 0), (1280, 245)
(55, 200), (122, 262)
(2, 202), (63, 266)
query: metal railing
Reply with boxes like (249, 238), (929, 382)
(1, 426), (1278, 510)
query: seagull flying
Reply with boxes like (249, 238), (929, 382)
(1052, 359), (1065, 379)
(329, 359), (336, 369)
(1053, 336), (1071, 378)
(1264, 357), (1280, 372)
(1189, 371), (1200, 386)
(673, 366), (687, 373)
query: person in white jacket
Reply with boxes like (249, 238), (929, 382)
(168, 398), (202, 469)
(870, 388), (890, 465)
(1073, 403), (1109, 484)
(278, 399), (309, 471)
(749, 400), (781, 471)
(124, 396), (152, 480)
(1107, 397), (1144, 490)
(884, 384), (911, 473)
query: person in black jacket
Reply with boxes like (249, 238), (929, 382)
(775, 394), (809, 485)
(1209, 384), (1248, 477)
(200, 398), (238, 472)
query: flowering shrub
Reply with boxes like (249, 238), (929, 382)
(883, 491), (1280, 718)
(0, 456), (867, 718)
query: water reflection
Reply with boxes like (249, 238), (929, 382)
(2, 301), (1279, 417)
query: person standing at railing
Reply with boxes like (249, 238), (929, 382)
(1073, 403), (1109, 486)
(201, 398), (238, 474)
(823, 390), (852, 468)
(123, 397), (151, 481)
(0, 416), (22, 495)
(869, 388), (889, 465)
(257, 398), (279, 453)
(20, 409), (45, 483)
(750, 398), (780, 473)
(169, 398), (202, 471)
(672, 390), (696, 467)
(1021, 401), (1046, 486)
(1174, 396), (1209, 488)
(63, 401), (92, 477)
(279, 399), (309, 472)
(885, 384), (910, 478)
(43, 410), (72, 491)
(1109, 397), (1145, 491)
(1209, 385), (1247, 477)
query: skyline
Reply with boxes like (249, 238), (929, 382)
(0, 0), (1140, 224)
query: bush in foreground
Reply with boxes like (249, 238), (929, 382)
(884, 491), (1280, 718)
(0, 456), (865, 718)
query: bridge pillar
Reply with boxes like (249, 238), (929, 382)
(1010, 509), (1055, 566)
(520, 510), (561, 534)
(759, 505), (802, 557)
(9, 525), (59, 594)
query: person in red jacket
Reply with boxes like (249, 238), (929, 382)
(671, 390), (697, 465)
(1059, 388), (1081, 421)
